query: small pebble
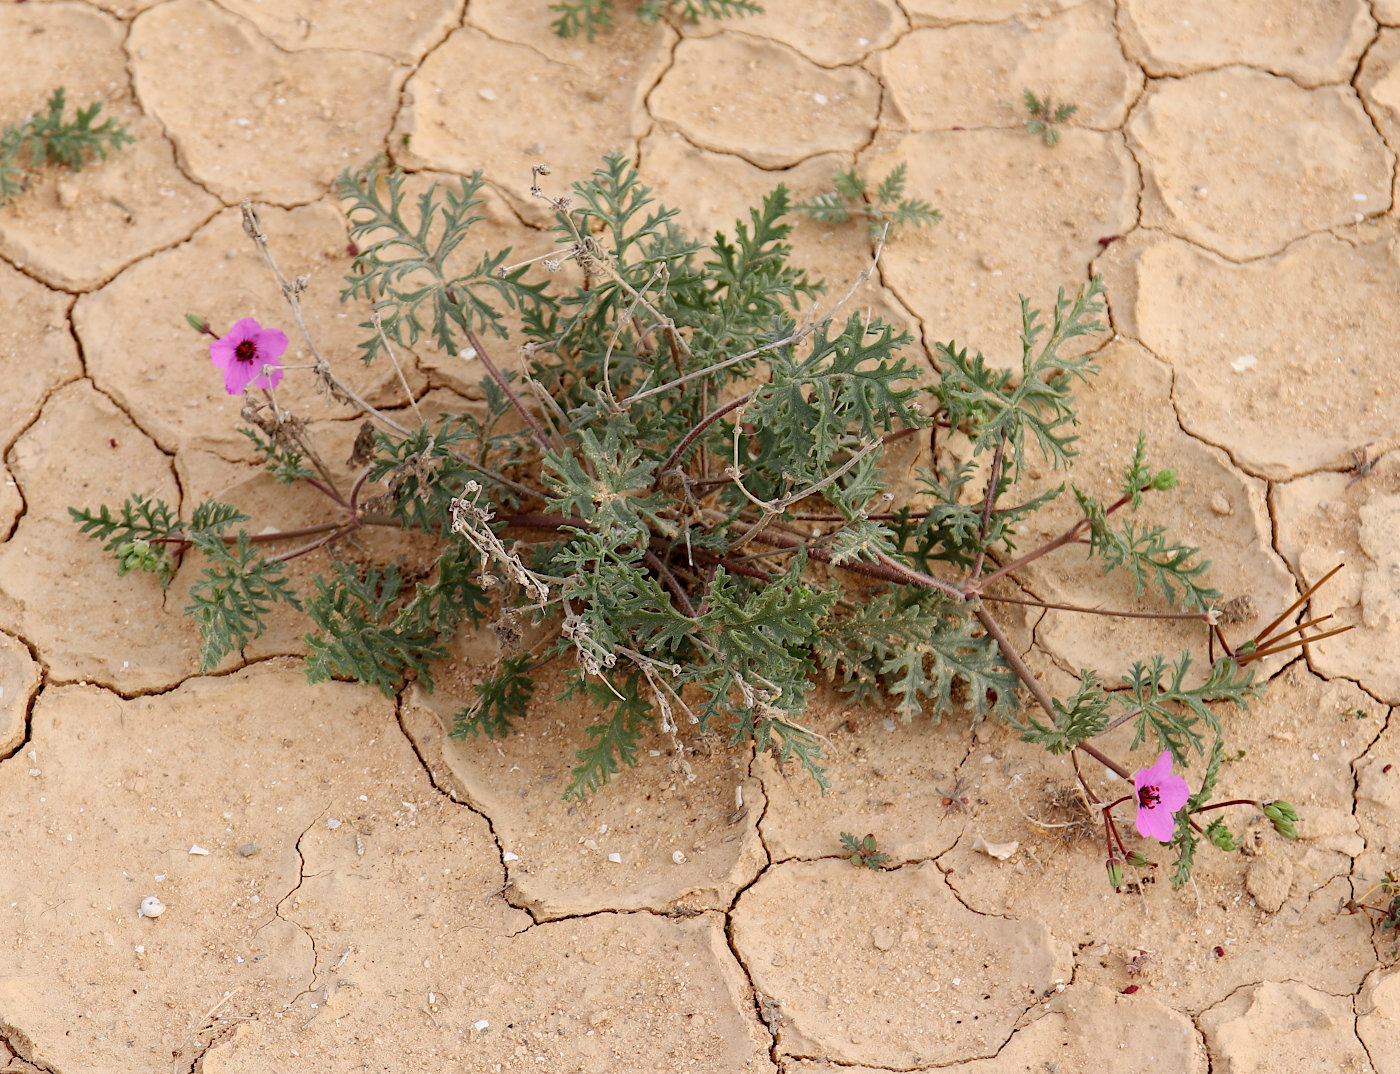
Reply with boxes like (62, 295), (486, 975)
(503, 851), (520, 862)
(238, 843), (260, 857)
(326, 818), (341, 829)
(56, 181), (79, 209)
(478, 87), (497, 101)
(607, 852), (623, 864)
(188, 845), (210, 856)
(1209, 493), (1232, 516)
(474, 1019), (490, 1032)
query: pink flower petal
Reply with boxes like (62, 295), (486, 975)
(1132, 750), (1190, 843)
(1135, 801), (1176, 842)
(208, 318), (288, 396)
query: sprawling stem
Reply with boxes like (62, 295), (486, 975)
(652, 393), (752, 491)
(972, 602), (1131, 780)
(976, 487), (1142, 592)
(465, 329), (559, 454)
(968, 437), (1007, 585)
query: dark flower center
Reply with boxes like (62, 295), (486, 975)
(234, 339), (258, 364)
(1138, 784), (1161, 810)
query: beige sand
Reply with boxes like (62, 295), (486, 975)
(1, 1), (1398, 1071)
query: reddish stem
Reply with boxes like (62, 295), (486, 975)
(651, 393), (752, 491)
(976, 488), (1141, 592)
(466, 329), (557, 454)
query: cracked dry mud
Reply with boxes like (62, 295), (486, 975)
(2, 1), (1400, 1071)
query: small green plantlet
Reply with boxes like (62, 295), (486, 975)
(0, 87), (134, 205)
(75, 153), (1352, 889)
(841, 832), (889, 870)
(1341, 705), (1371, 721)
(794, 163), (941, 239)
(1024, 89), (1078, 147)
(551, 0), (760, 40)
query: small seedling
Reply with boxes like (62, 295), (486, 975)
(1346, 443), (1377, 489)
(1024, 89), (1077, 147)
(0, 87), (134, 205)
(1345, 871), (1400, 958)
(842, 832), (890, 870)
(551, 0), (760, 40)
(1341, 705), (1371, 722)
(794, 163), (941, 239)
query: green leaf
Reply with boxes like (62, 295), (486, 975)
(454, 654), (535, 739)
(567, 674), (653, 797)
(550, 0), (615, 38)
(824, 519), (897, 566)
(367, 416), (479, 536)
(934, 279), (1105, 475)
(70, 495), (180, 585)
(1074, 486), (1221, 611)
(814, 588), (1018, 723)
(337, 165), (553, 362)
(0, 87), (134, 205)
(1124, 653), (1257, 765)
(1014, 668), (1110, 754)
(748, 314), (927, 486)
(239, 427), (314, 485)
(698, 564), (837, 668)
(185, 533), (301, 672)
(303, 563), (448, 695)
(542, 425), (669, 544)
(794, 165), (940, 239)
(874, 163), (907, 205)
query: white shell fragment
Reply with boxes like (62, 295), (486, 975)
(188, 844), (210, 855)
(502, 851), (520, 862)
(139, 895), (166, 918)
(971, 835), (1020, 861)
(672, 850), (687, 865)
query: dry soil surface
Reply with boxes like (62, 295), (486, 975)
(2, 1), (1400, 1072)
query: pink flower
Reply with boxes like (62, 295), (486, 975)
(1132, 750), (1190, 842)
(209, 318), (288, 395)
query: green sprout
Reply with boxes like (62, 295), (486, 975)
(0, 87), (134, 205)
(794, 163), (941, 239)
(1024, 89), (1078, 147)
(551, 0), (760, 40)
(842, 832), (890, 870)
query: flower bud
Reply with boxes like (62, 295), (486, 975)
(1264, 800), (1299, 839)
(1125, 851), (1151, 868)
(1151, 469), (1178, 491)
(1106, 860), (1123, 890)
(115, 539), (168, 578)
(185, 313), (213, 336)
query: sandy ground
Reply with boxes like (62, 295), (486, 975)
(2, 0), (1400, 1071)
